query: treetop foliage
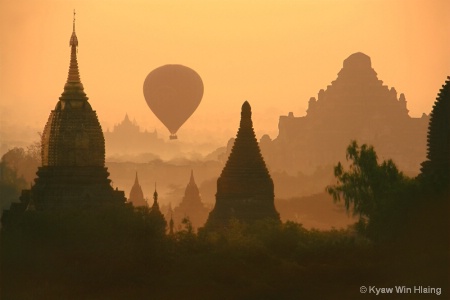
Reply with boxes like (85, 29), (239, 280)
(326, 141), (415, 241)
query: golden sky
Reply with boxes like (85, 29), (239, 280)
(1, 0), (449, 146)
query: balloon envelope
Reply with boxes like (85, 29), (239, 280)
(143, 65), (204, 139)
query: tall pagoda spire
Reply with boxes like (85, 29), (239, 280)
(189, 169), (195, 185)
(0, 11), (126, 222)
(206, 101), (280, 228)
(59, 9), (88, 104)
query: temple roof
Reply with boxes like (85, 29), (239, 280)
(343, 52), (371, 69)
(219, 101), (271, 182)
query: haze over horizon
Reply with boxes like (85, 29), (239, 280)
(1, 0), (449, 153)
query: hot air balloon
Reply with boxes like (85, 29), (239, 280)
(143, 65), (204, 139)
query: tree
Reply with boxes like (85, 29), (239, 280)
(0, 159), (27, 211)
(326, 141), (413, 240)
(1, 143), (40, 184)
(0, 140), (41, 212)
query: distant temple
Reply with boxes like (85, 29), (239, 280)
(2, 14), (125, 225)
(172, 170), (209, 229)
(104, 114), (163, 156)
(263, 52), (429, 175)
(128, 172), (148, 207)
(206, 102), (280, 228)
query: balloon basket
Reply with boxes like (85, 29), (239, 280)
(169, 134), (178, 140)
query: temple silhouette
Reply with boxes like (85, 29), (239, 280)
(262, 52), (429, 176)
(128, 172), (148, 207)
(2, 13), (125, 225)
(104, 114), (163, 156)
(172, 170), (209, 229)
(149, 185), (167, 231)
(206, 102), (280, 228)
(420, 76), (450, 189)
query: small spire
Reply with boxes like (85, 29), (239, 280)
(153, 182), (158, 203)
(134, 171), (139, 185)
(70, 10), (78, 47)
(189, 169), (195, 184)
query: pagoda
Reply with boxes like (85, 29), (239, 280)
(149, 185), (167, 233)
(2, 12), (125, 224)
(173, 170), (209, 229)
(206, 102), (280, 228)
(128, 172), (148, 207)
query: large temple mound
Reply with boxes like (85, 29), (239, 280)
(263, 52), (428, 176)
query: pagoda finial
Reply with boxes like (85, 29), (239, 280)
(59, 10), (87, 103)
(70, 10), (78, 47)
(239, 101), (253, 128)
(242, 101), (251, 118)
(134, 171), (139, 184)
(189, 169), (195, 184)
(153, 182), (158, 203)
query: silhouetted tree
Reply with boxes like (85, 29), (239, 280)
(0, 141), (41, 212)
(0, 158), (27, 212)
(420, 76), (450, 191)
(326, 141), (413, 240)
(1, 143), (40, 184)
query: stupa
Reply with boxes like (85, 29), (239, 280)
(173, 170), (209, 229)
(128, 172), (148, 207)
(2, 12), (125, 224)
(206, 102), (280, 228)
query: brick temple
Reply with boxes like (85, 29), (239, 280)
(206, 101), (280, 228)
(2, 14), (125, 225)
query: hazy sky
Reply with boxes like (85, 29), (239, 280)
(1, 0), (449, 147)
